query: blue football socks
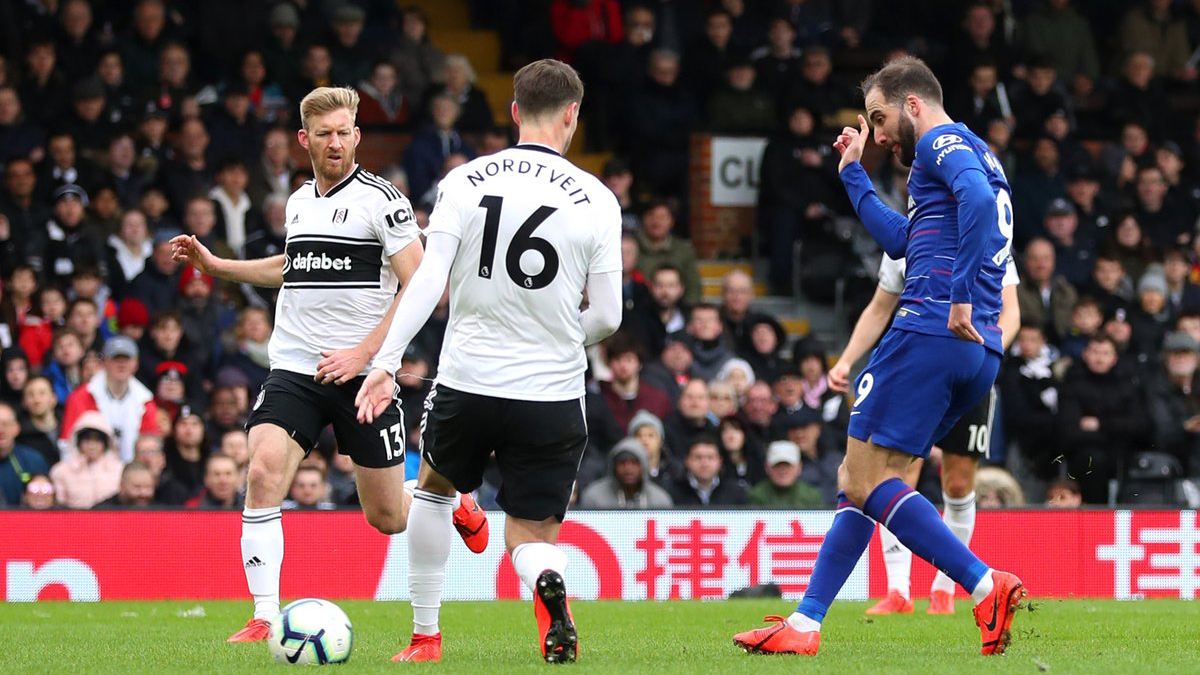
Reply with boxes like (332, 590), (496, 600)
(795, 492), (876, 624)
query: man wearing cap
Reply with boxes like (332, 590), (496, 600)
(748, 440), (823, 507)
(330, 4), (373, 86)
(64, 77), (119, 163)
(1148, 331), (1200, 476)
(579, 437), (674, 508)
(60, 335), (157, 464)
(1041, 196), (1094, 288)
(264, 2), (305, 91)
(32, 184), (108, 286)
(1017, 237), (1078, 343)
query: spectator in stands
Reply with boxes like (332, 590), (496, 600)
(65, 297), (103, 355)
(1000, 324), (1061, 483)
(635, 201), (702, 306)
(33, 185), (106, 288)
(1012, 137), (1067, 241)
(686, 303), (735, 380)
(684, 9), (737, 104)
(628, 410), (678, 485)
(1044, 477), (1083, 508)
(247, 129), (295, 210)
(207, 85), (264, 168)
(1, 159), (50, 241)
(551, 0), (624, 64)
(579, 437), (674, 509)
(432, 55), (494, 135)
(782, 407), (840, 505)
(17, 376), (60, 467)
(99, 461), (158, 508)
(20, 39), (69, 131)
(748, 439), (823, 507)
(793, 343), (846, 430)
(976, 466), (1026, 507)
(1134, 166), (1191, 249)
(1018, 237), (1079, 345)
(1042, 198), (1095, 289)
(0, 400), (48, 505)
(1058, 334), (1150, 503)
(1129, 269), (1172, 360)
(664, 378), (716, 456)
(186, 453), (242, 509)
(621, 49), (697, 200)
(50, 411), (121, 508)
(1163, 246), (1200, 316)
(717, 414), (762, 489)
(61, 336), (157, 464)
(261, 2), (304, 100)
(38, 132), (97, 201)
(640, 330), (694, 402)
(157, 410), (208, 504)
(221, 307), (271, 394)
(630, 263), (689, 359)
(107, 212), (152, 301)
(218, 429), (249, 485)
(205, 385), (245, 447)
(234, 49), (288, 124)
(21, 474), (55, 510)
(0, 87), (47, 165)
(176, 264), (220, 370)
(389, 5), (446, 115)
(138, 310), (200, 395)
(162, 118), (214, 214)
(750, 18), (801, 98)
(1107, 51), (1170, 143)
(599, 332), (673, 432)
(949, 60), (1008, 138)
(738, 380), (777, 446)
(706, 55), (777, 136)
(357, 60), (410, 129)
(152, 361), (188, 421)
(121, 0), (173, 91)
(1148, 331), (1200, 475)
(1, 348), (29, 406)
(1060, 296), (1105, 360)
(1120, 0), (1196, 82)
(947, 1), (1020, 85)
(743, 318), (787, 383)
(44, 330), (83, 404)
(205, 162), (252, 254)
(787, 46), (850, 121)
(329, 4), (375, 87)
(1084, 253), (1134, 317)
(708, 380), (739, 420)
(1021, 0), (1100, 96)
(667, 434), (746, 506)
(604, 160), (641, 231)
(284, 465), (334, 510)
(403, 94), (474, 203)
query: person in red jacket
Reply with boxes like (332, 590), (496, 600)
(598, 331), (673, 432)
(550, 0), (624, 63)
(60, 335), (159, 464)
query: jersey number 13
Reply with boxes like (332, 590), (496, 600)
(477, 195), (560, 290)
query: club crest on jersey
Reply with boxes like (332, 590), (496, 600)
(932, 134), (963, 150)
(332, 208), (348, 224)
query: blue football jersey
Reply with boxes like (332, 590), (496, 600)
(892, 122), (1012, 355)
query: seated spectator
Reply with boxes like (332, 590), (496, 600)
(794, 343), (848, 430)
(153, 362), (189, 421)
(221, 307), (271, 395)
(1119, 0), (1195, 82)
(98, 461), (159, 508)
(949, 60), (1008, 138)
(750, 18), (801, 100)
(1163, 246), (1200, 317)
(708, 381), (739, 420)
(579, 437), (674, 509)
(158, 410), (209, 504)
(134, 433), (167, 490)
(17, 376), (60, 467)
(327, 449), (358, 506)
(61, 336), (158, 463)
(720, 269), (773, 356)
(1018, 237), (1079, 345)
(207, 85), (265, 169)
(205, 385), (246, 447)
(50, 411), (122, 508)
(976, 466), (1026, 507)
(34, 185), (108, 288)
(1010, 56), (1072, 142)
(205, 161), (253, 254)
(715, 357), (755, 401)
(1058, 335), (1150, 503)
(785, 46), (851, 121)
(664, 378), (717, 455)
(1000, 324), (1062, 482)
(1106, 51), (1170, 141)
(748, 440), (824, 508)
(599, 332), (673, 432)
(628, 410), (678, 485)
(218, 429), (250, 487)
(403, 94), (475, 201)
(1060, 297), (1104, 361)
(782, 407), (841, 505)
(738, 380), (778, 449)
(706, 55), (777, 135)
(0, 347), (29, 407)
(604, 160), (641, 231)
(743, 318), (788, 383)
(687, 304), (734, 380)
(43, 329), (84, 404)
(107, 210), (153, 298)
(1129, 269), (1172, 362)
(429, 55), (494, 134)
(356, 60), (411, 129)
(620, 50), (697, 200)
(128, 236), (181, 314)
(21, 473), (55, 510)
(388, 5), (446, 113)
(1134, 166), (1192, 249)
(0, 400), (49, 505)
(185, 453), (242, 509)
(1148, 331), (1200, 475)
(1109, 214), (1159, 284)
(1022, 0), (1100, 96)
(1041, 199), (1095, 290)
(634, 201), (702, 306)
(717, 414), (762, 490)
(65, 297), (104, 354)
(1011, 137), (1066, 241)
(550, 0), (623, 64)
(1045, 477), (1083, 508)
(137, 310), (204, 400)
(21, 287), (68, 370)
(69, 270), (116, 342)
(284, 465), (335, 510)
(116, 299), (150, 343)
(1082, 254), (1133, 318)
(629, 264), (688, 360)
(667, 435), (747, 507)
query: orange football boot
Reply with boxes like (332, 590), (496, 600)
(226, 617), (270, 642)
(392, 633), (442, 662)
(865, 589), (914, 615)
(973, 571), (1028, 655)
(927, 590), (956, 615)
(732, 615), (821, 655)
(453, 492), (489, 553)
(533, 570), (577, 663)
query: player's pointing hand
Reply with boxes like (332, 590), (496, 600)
(355, 367), (395, 423)
(833, 114), (870, 172)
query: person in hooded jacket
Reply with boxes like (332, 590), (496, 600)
(579, 437), (674, 509)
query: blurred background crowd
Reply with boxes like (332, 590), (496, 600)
(2, 0), (1200, 513)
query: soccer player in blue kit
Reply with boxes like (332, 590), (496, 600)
(733, 57), (1026, 656)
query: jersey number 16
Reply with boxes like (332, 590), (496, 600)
(477, 195), (561, 289)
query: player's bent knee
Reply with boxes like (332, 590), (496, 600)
(365, 507), (407, 535)
(943, 473), (973, 499)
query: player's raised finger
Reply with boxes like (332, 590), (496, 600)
(858, 114), (869, 135)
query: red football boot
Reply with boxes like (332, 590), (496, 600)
(453, 492), (489, 553)
(391, 633), (442, 662)
(928, 590), (956, 615)
(865, 589), (915, 615)
(533, 570), (577, 663)
(226, 617), (270, 643)
(973, 571), (1028, 655)
(732, 616), (820, 655)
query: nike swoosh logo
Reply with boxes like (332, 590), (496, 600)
(286, 643), (306, 663)
(983, 593), (1000, 631)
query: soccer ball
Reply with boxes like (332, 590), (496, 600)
(267, 598), (354, 665)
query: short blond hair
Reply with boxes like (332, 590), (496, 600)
(299, 87), (359, 130)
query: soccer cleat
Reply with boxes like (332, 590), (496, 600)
(928, 590), (956, 615)
(973, 571), (1028, 655)
(534, 570), (577, 663)
(865, 589), (914, 615)
(453, 492), (489, 554)
(732, 616), (820, 655)
(391, 633), (442, 662)
(226, 617), (270, 642)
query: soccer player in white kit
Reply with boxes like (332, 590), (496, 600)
(355, 60), (623, 663)
(170, 87), (488, 646)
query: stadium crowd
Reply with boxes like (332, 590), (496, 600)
(1, 0), (1199, 511)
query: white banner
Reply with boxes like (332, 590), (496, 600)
(709, 137), (768, 207)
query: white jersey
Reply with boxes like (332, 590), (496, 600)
(878, 253), (1019, 295)
(427, 144), (621, 400)
(269, 166), (420, 376)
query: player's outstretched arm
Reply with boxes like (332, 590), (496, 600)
(828, 284), (899, 392)
(834, 116), (909, 258)
(169, 235), (285, 287)
(579, 270), (622, 346)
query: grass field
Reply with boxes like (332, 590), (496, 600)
(5, 598), (1196, 674)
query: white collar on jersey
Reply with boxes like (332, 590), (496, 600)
(314, 164), (361, 198)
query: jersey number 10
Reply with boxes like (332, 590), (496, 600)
(477, 195), (561, 290)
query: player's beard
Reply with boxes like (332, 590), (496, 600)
(896, 112), (918, 167)
(313, 148), (355, 185)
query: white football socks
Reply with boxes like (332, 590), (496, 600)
(933, 491), (977, 595)
(404, 478), (461, 509)
(241, 506), (283, 620)
(409, 489), (454, 635)
(510, 542), (568, 593)
(787, 612), (822, 633)
(971, 569), (995, 604)
(878, 526), (913, 599)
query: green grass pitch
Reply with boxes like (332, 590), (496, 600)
(4, 599), (1196, 674)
